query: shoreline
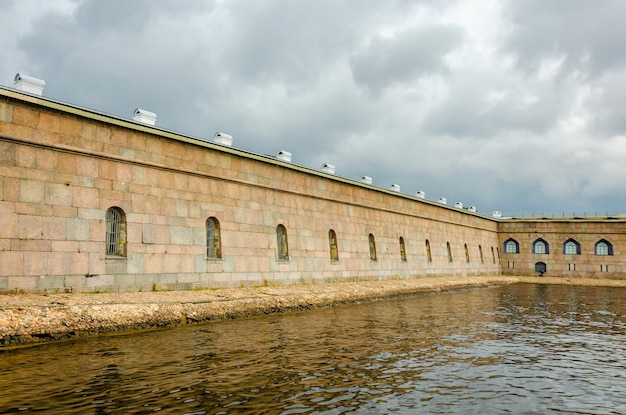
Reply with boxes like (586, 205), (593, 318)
(2, 275), (626, 349)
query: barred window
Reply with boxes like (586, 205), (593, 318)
(563, 239), (581, 255)
(595, 240), (613, 256)
(105, 207), (126, 257)
(329, 229), (339, 261)
(399, 237), (407, 261)
(533, 239), (549, 254)
(504, 238), (519, 254)
(368, 233), (377, 261)
(277, 224), (289, 261)
(206, 217), (222, 259)
(425, 239), (432, 263)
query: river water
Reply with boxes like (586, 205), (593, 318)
(1, 284), (625, 414)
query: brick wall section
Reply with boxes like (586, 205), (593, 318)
(0, 89), (507, 292)
(498, 219), (626, 278)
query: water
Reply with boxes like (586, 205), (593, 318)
(1, 284), (625, 414)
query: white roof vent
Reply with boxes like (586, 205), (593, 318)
(14, 73), (45, 96)
(389, 184), (400, 192)
(415, 191), (426, 199)
(321, 163), (335, 174)
(214, 132), (233, 146)
(276, 150), (292, 163)
(492, 211), (502, 218)
(360, 176), (372, 185)
(133, 108), (157, 126)
(455, 202), (463, 208)
(468, 206), (477, 212)
(438, 197), (447, 205)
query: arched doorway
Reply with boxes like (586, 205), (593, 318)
(535, 262), (546, 274)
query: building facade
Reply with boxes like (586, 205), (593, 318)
(0, 85), (624, 293)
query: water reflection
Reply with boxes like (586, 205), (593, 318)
(1, 284), (625, 414)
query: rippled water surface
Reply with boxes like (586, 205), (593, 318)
(1, 284), (625, 414)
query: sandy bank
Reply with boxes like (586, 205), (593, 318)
(2, 275), (626, 348)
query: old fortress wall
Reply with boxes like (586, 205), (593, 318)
(0, 84), (624, 293)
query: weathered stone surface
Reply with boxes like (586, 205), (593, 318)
(2, 276), (625, 348)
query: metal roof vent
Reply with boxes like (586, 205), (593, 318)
(14, 73), (45, 96)
(321, 163), (335, 174)
(214, 132), (233, 146)
(133, 108), (157, 126)
(389, 184), (401, 192)
(455, 202), (463, 209)
(468, 206), (477, 212)
(415, 191), (425, 199)
(360, 176), (372, 185)
(438, 197), (447, 205)
(492, 211), (502, 218)
(276, 150), (292, 163)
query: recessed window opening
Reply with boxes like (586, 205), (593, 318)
(105, 207), (126, 257)
(563, 239), (581, 255)
(533, 238), (549, 254)
(491, 247), (496, 264)
(464, 243), (470, 263)
(206, 217), (221, 259)
(595, 240), (613, 256)
(504, 238), (519, 254)
(329, 229), (339, 261)
(369, 233), (377, 261)
(277, 224), (289, 261)
(425, 239), (432, 263)
(479, 245), (484, 264)
(399, 237), (407, 261)
(447, 242), (453, 263)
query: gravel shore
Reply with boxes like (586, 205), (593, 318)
(2, 275), (626, 348)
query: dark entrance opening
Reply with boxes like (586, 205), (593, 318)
(535, 262), (546, 275)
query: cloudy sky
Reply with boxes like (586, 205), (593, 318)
(2, 0), (626, 215)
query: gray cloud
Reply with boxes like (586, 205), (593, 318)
(4, 0), (626, 214)
(503, 0), (626, 76)
(350, 24), (464, 94)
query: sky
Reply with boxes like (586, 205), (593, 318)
(2, 0), (626, 215)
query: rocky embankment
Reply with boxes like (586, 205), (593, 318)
(2, 275), (626, 348)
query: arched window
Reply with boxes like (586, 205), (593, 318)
(368, 233), (377, 261)
(276, 224), (289, 260)
(563, 239), (581, 255)
(105, 207), (126, 257)
(206, 217), (221, 259)
(504, 238), (519, 254)
(491, 247), (496, 264)
(399, 237), (407, 261)
(533, 238), (549, 254)
(425, 239), (432, 263)
(447, 241), (453, 263)
(464, 243), (470, 263)
(329, 229), (339, 261)
(479, 245), (484, 263)
(595, 239), (613, 256)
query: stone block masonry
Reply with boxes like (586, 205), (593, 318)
(0, 87), (623, 293)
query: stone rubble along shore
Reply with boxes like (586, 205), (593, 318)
(2, 276), (626, 348)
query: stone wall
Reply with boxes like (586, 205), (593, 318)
(0, 89), (502, 293)
(498, 219), (626, 278)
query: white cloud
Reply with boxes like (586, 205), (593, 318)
(3, 0), (626, 213)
